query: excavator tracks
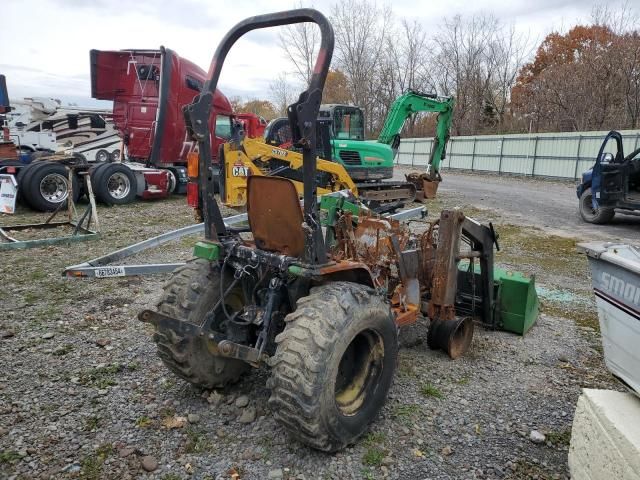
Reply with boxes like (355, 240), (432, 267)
(356, 181), (417, 204)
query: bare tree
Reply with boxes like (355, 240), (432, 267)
(278, 5), (320, 84)
(269, 73), (296, 117)
(484, 23), (532, 131)
(330, 0), (392, 135)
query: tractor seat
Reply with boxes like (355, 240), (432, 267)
(246, 176), (305, 257)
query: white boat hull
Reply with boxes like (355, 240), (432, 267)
(580, 242), (640, 395)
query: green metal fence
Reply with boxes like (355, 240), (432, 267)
(396, 129), (640, 179)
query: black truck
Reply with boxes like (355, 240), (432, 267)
(577, 130), (640, 224)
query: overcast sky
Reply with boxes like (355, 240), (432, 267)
(1, 0), (623, 108)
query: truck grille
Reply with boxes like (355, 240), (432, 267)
(339, 150), (361, 165)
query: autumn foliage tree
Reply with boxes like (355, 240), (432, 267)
(511, 24), (640, 131)
(322, 69), (350, 104)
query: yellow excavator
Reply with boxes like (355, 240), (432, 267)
(218, 119), (358, 207)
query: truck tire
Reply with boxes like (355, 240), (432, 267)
(94, 149), (110, 163)
(579, 187), (615, 224)
(110, 149), (121, 162)
(268, 282), (397, 452)
(16, 161), (44, 207)
(92, 163), (137, 205)
(166, 168), (177, 194)
(154, 259), (249, 389)
(22, 162), (80, 211)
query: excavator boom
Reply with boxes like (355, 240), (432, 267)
(377, 90), (454, 175)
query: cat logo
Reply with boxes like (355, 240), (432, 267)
(232, 163), (249, 177)
(271, 148), (288, 157)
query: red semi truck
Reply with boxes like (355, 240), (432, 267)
(91, 47), (266, 198)
(0, 48), (267, 212)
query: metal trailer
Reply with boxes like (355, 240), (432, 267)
(0, 168), (100, 250)
(63, 202), (427, 279)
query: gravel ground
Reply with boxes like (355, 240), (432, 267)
(0, 185), (620, 480)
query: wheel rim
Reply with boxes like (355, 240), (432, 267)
(96, 150), (108, 162)
(166, 169), (177, 193)
(111, 150), (120, 162)
(581, 193), (597, 219)
(39, 173), (69, 203)
(334, 329), (385, 416)
(106, 172), (131, 199)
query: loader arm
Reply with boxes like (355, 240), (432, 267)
(221, 136), (358, 207)
(377, 91), (454, 174)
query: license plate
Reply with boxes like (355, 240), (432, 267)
(95, 266), (126, 278)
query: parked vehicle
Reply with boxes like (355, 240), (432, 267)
(6, 97), (120, 161)
(264, 91), (454, 203)
(577, 130), (640, 224)
(91, 47), (266, 197)
(138, 8), (538, 453)
(0, 79), (169, 211)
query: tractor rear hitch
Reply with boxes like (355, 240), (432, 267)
(139, 309), (268, 364)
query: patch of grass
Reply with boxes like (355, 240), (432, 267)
(159, 406), (176, 420)
(455, 376), (470, 385)
(80, 455), (102, 480)
(509, 459), (555, 480)
(136, 416), (152, 428)
(23, 291), (41, 304)
(540, 300), (600, 331)
(546, 427), (572, 447)
(52, 344), (73, 356)
(362, 447), (385, 467)
(392, 403), (421, 419)
(420, 382), (443, 399)
(84, 415), (101, 431)
(80, 444), (113, 480)
(162, 475), (182, 480)
(360, 468), (376, 480)
(184, 428), (215, 454)
(29, 270), (46, 281)
(79, 363), (122, 389)
(162, 377), (176, 390)
(0, 450), (21, 464)
(36, 305), (63, 320)
(127, 361), (140, 371)
(363, 431), (386, 447)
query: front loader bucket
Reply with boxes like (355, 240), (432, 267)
(493, 268), (539, 335)
(456, 264), (539, 335)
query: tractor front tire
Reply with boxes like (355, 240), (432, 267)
(579, 187), (615, 224)
(268, 282), (398, 452)
(154, 259), (249, 389)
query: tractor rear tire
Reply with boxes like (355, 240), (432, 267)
(268, 282), (398, 452)
(154, 259), (249, 389)
(579, 187), (615, 224)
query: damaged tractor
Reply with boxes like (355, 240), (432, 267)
(138, 9), (538, 452)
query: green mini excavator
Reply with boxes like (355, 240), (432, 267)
(265, 90), (454, 203)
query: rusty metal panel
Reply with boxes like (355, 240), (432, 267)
(247, 176), (304, 257)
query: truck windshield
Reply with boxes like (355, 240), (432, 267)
(332, 106), (364, 140)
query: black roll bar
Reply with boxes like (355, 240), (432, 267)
(184, 8), (334, 265)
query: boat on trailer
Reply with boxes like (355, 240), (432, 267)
(579, 241), (640, 395)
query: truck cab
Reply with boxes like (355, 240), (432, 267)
(90, 47), (235, 192)
(318, 104), (394, 181)
(577, 130), (640, 224)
